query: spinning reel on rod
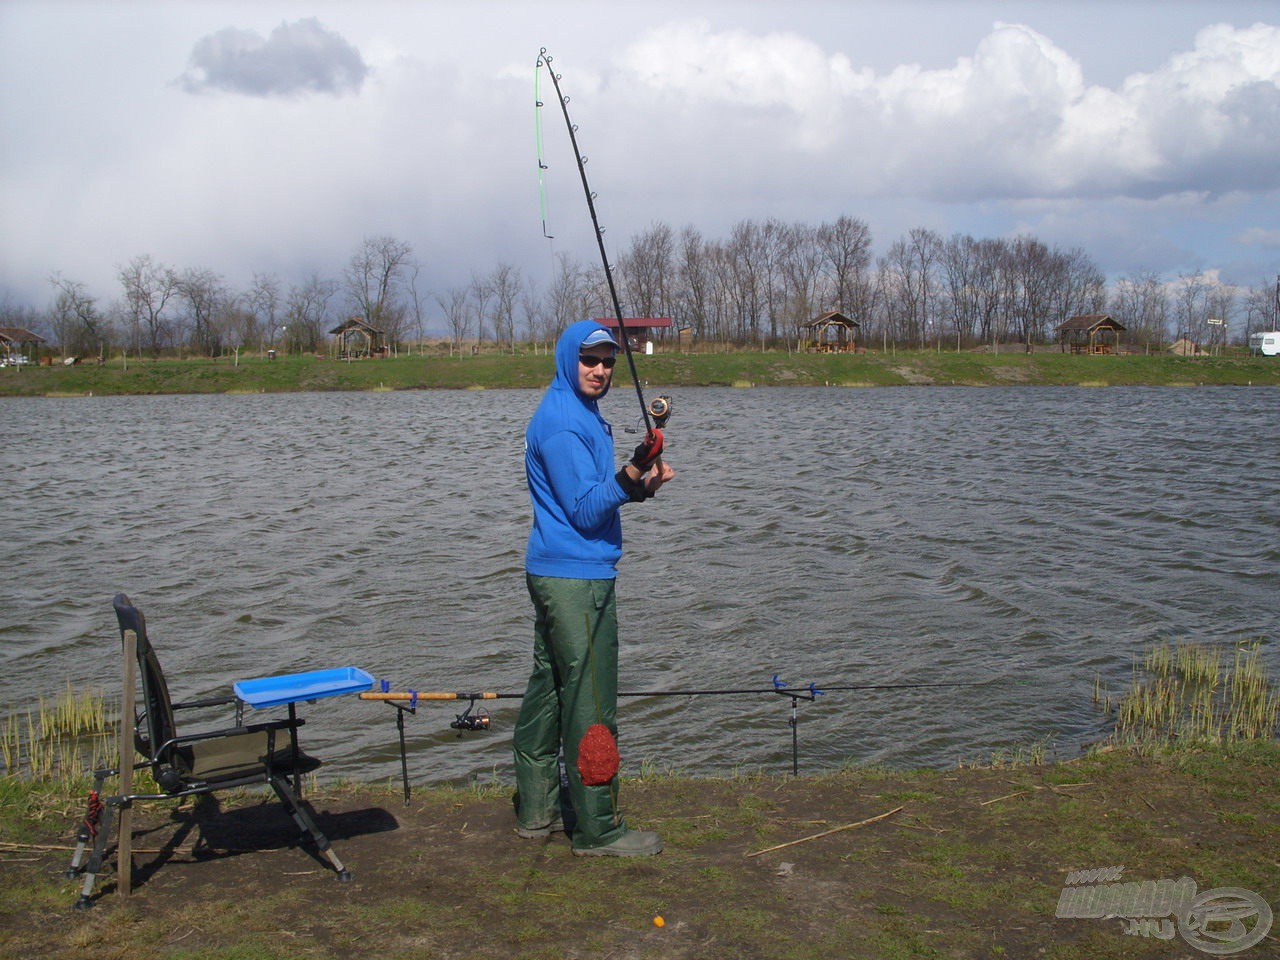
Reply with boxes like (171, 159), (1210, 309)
(450, 699), (491, 734)
(626, 394), (674, 435)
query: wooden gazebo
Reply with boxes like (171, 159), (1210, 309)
(0, 326), (46, 363)
(1056, 314), (1126, 355)
(329, 317), (386, 359)
(801, 311), (859, 353)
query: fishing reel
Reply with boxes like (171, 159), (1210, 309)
(626, 394), (674, 434)
(648, 395), (673, 429)
(450, 701), (491, 734)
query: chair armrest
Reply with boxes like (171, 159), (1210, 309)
(172, 695), (239, 710)
(156, 717), (305, 753)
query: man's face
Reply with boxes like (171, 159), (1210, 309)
(577, 344), (616, 398)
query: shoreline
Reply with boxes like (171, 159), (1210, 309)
(2, 350), (1279, 397)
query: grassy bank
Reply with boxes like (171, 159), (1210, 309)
(2, 642), (1278, 959)
(2, 349), (1279, 397)
(1, 743), (1277, 959)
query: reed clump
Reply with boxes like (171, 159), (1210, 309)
(1111, 640), (1279, 745)
(0, 684), (114, 782)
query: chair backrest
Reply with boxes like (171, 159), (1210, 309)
(112, 593), (179, 765)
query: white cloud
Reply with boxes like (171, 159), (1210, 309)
(1235, 226), (1280, 248)
(615, 19), (1280, 202)
(615, 19), (868, 147)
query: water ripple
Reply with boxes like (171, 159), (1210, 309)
(2, 386), (1277, 782)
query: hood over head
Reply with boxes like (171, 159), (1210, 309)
(554, 320), (618, 401)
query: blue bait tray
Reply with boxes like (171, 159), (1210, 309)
(234, 667), (374, 708)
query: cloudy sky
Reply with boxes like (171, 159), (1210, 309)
(3, 0), (1279, 313)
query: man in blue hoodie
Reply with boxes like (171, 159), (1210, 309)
(513, 319), (674, 856)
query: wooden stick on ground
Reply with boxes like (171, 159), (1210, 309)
(746, 806), (903, 858)
(0, 842), (77, 852)
(980, 790), (1029, 806)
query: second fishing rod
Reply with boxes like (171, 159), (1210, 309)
(360, 675), (1011, 785)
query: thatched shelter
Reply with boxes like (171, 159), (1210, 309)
(1055, 314), (1126, 355)
(801, 311), (859, 353)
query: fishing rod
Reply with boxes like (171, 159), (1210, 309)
(360, 674), (1009, 786)
(358, 676), (1004, 705)
(536, 48), (657, 438)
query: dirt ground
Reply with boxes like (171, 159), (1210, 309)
(3, 746), (1278, 960)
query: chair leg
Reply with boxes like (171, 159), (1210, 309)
(73, 798), (118, 909)
(66, 775), (109, 880)
(269, 778), (351, 881)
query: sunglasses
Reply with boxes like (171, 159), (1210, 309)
(579, 354), (617, 369)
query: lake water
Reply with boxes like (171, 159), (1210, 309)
(2, 385), (1277, 784)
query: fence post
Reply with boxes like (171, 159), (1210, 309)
(118, 629), (136, 898)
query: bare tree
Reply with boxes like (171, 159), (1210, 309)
(1242, 277), (1280, 343)
(618, 222), (675, 335)
(542, 252), (590, 344)
(1205, 283), (1237, 355)
(485, 262), (522, 351)
(406, 262), (430, 353)
(219, 296), (258, 359)
(816, 215), (873, 319)
(883, 227), (943, 348)
(736, 218), (784, 344)
(245, 273), (281, 354)
(285, 273), (339, 353)
(118, 254), (177, 356)
(1111, 271), (1169, 351)
(49, 273), (108, 357)
(1055, 247), (1107, 321)
(344, 236), (414, 350)
(778, 221), (824, 339)
(572, 264), (614, 330)
(757, 218), (790, 343)
(706, 240), (738, 343)
(724, 220), (766, 343)
(469, 272), (494, 346)
(1173, 271), (1215, 352)
(174, 267), (226, 356)
(519, 283), (548, 347)
(436, 286), (472, 355)
(674, 226), (711, 341)
(941, 234), (981, 346)
(1005, 237), (1055, 348)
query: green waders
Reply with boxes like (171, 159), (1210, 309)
(513, 574), (625, 850)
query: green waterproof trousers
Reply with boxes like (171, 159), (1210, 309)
(513, 574), (626, 850)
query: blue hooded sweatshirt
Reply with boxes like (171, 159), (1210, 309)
(524, 320), (632, 579)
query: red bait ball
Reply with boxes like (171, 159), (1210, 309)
(577, 723), (620, 785)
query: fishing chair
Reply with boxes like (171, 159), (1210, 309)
(66, 593), (351, 908)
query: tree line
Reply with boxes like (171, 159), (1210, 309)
(4, 218), (1278, 359)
